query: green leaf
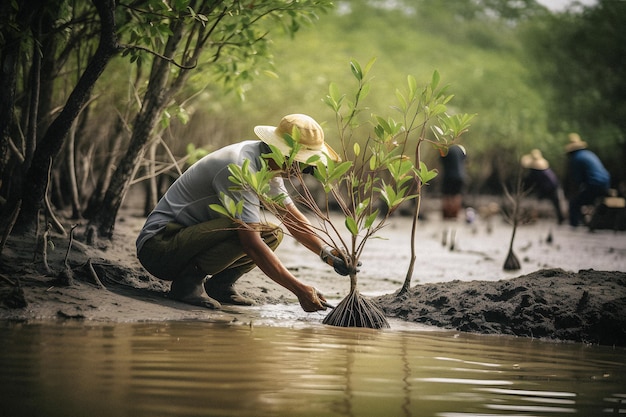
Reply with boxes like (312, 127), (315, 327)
(416, 161), (438, 183)
(345, 216), (359, 236)
(429, 103), (447, 117)
(407, 74), (417, 101)
(365, 209), (380, 229)
(327, 161), (353, 183)
(176, 106), (190, 124)
(324, 82), (344, 112)
(350, 60), (363, 81)
(210, 192), (244, 219)
(369, 154), (377, 171)
(263, 144), (286, 167)
(355, 199), (370, 217)
(209, 204), (232, 218)
(431, 70), (440, 91)
(263, 70), (279, 79)
(360, 82), (371, 100)
(395, 89), (408, 112)
(363, 57), (377, 77)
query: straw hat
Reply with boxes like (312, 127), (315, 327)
(521, 149), (549, 170)
(254, 114), (340, 165)
(565, 132), (588, 153)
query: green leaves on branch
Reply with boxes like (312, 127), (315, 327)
(210, 155), (288, 220)
(227, 159), (274, 200)
(118, 0), (333, 92)
(185, 143), (209, 166)
(432, 112), (475, 141)
(215, 59), (472, 279)
(416, 161), (438, 184)
(323, 57), (375, 124)
(318, 60), (473, 253)
(313, 158), (353, 193)
(323, 82), (345, 113)
(209, 194), (243, 219)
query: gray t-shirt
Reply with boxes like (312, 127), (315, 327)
(136, 141), (292, 252)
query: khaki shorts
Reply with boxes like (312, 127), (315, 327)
(138, 218), (283, 281)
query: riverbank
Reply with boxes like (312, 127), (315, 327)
(1, 200), (625, 346)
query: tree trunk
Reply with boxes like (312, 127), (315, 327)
(0, 29), (20, 198)
(87, 19), (188, 239)
(0, 0), (41, 250)
(14, 0), (119, 234)
(66, 121), (82, 219)
(145, 141), (159, 215)
(83, 118), (125, 219)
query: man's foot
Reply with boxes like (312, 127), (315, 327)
(169, 278), (221, 309)
(204, 280), (255, 306)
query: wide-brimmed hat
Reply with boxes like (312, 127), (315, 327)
(565, 132), (588, 153)
(254, 114), (340, 165)
(521, 149), (549, 170)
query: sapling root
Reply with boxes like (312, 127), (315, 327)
(504, 249), (520, 270)
(323, 288), (389, 329)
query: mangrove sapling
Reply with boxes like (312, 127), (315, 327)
(502, 168), (530, 271)
(392, 75), (474, 294)
(213, 59), (472, 328)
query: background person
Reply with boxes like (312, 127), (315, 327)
(136, 114), (351, 313)
(564, 133), (611, 227)
(520, 149), (565, 224)
(440, 144), (467, 220)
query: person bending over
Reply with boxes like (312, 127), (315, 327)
(564, 133), (611, 227)
(136, 114), (350, 312)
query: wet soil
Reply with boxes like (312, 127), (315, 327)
(378, 268), (626, 346)
(1, 198), (625, 346)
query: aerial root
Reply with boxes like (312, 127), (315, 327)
(323, 289), (389, 329)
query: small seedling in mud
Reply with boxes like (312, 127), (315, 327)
(501, 168), (531, 271)
(214, 59), (472, 328)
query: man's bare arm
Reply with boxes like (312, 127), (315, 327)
(237, 226), (326, 312)
(281, 203), (324, 254)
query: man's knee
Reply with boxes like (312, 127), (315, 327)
(261, 223), (283, 250)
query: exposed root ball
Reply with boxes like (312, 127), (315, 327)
(323, 289), (390, 329)
(503, 249), (521, 271)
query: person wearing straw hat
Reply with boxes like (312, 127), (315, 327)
(564, 133), (611, 227)
(136, 114), (348, 313)
(521, 149), (565, 224)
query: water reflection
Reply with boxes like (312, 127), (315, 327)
(0, 321), (625, 416)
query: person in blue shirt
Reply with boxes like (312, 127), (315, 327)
(564, 133), (611, 227)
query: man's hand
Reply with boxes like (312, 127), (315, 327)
(320, 245), (361, 276)
(297, 286), (328, 312)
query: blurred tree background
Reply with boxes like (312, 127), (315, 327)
(1, 0), (624, 243)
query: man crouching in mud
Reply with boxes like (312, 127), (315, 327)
(136, 114), (351, 312)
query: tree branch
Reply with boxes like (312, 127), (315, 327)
(118, 43), (197, 70)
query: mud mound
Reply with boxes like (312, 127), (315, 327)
(378, 268), (626, 346)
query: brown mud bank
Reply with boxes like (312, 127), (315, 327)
(1, 203), (626, 347)
(377, 268), (626, 346)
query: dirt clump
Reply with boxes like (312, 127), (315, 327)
(378, 268), (626, 346)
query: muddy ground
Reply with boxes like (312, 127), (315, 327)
(1, 196), (625, 346)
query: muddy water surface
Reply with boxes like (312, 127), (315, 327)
(1, 320), (625, 417)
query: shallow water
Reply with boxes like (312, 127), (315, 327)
(1, 320), (625, 417)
